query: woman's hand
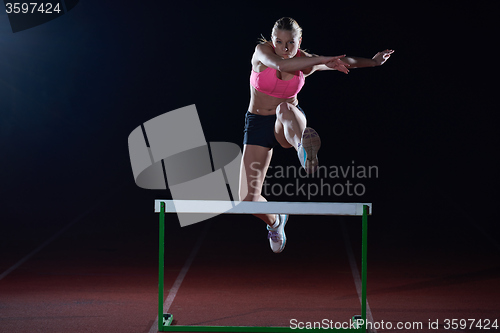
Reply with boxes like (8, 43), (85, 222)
(324, 55), (350, 74)
(372, 49), (394, 66)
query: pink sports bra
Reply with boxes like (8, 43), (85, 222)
(250, 49), (305, 99)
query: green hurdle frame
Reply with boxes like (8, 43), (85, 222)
(156, 201), (370, 332)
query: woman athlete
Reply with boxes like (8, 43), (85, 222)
(239, 17), (394, 253)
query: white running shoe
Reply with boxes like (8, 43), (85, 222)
(267, 214), (289, 253)
(297, 127), (321, 174)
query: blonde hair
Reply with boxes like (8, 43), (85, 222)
(259, 17), (303, 43)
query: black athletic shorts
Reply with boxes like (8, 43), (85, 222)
(243, 106), (305, 149)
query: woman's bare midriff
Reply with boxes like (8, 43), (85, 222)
(248, 86), (298, 115)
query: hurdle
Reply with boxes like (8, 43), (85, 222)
(154, 200), (372, 332)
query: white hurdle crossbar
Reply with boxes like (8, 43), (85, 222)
(155, 200), (372, 332)
(154, 200), (371, 216)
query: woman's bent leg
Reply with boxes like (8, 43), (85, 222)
(274, 102), (321, 173)
(274, 102), (307, 150)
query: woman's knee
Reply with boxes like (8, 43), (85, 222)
(240, 192), (262, 202)
(276, 102), (294, 121)
(239, 177), (264, 201)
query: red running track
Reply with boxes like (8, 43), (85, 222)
(1, 189), (499, 333)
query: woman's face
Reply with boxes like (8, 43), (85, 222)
(272, 29), (301, 59)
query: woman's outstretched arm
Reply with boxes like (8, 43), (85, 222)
(254, 43), (349, 73)
(304, 49), (394, 75)
(326, 49), (395, 69)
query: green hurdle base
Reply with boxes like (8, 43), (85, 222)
(157, 203), (369, 333)
(159, 314), (364, 332)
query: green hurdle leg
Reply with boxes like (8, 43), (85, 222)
(361, 205), (368, 333)
(159, 202), (166, 331)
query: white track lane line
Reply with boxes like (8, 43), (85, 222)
(341, 217), (376, 333)
(0, 184), (123, 281)
(149, 221), (210, 333)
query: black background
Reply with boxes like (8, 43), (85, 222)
(1, 1), (497, 247)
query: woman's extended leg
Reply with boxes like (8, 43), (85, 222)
(238, 144), (276, 227)
(239, 143), (289, 253)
